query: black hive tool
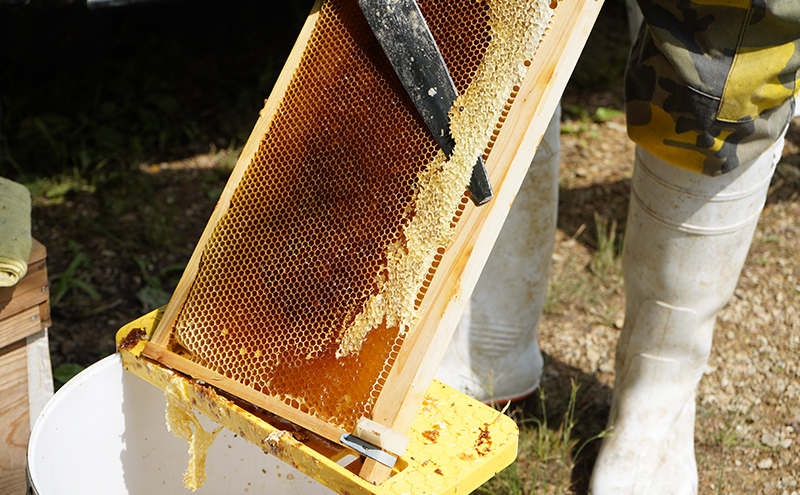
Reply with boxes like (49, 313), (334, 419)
(357, 0), (494, 206)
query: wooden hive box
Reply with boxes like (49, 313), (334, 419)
(0, 239), (53, 495)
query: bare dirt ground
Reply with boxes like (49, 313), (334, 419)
(6, 1), (798, 493)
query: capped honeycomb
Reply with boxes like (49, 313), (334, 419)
(157, 0), (555, 434)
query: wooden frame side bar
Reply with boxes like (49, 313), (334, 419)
(360, 0), (605, 482)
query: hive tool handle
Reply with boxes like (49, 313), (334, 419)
(357, 0), (493, 205)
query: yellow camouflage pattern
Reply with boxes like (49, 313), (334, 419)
(626, 0), (800, 175)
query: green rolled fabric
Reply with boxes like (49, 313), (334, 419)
(0, 176), (32, 287)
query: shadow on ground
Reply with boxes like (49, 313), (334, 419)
(507, 353), (612, 493)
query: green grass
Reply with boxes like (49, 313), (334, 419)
(696, 399), (760, 495)
(544, 258), (593, 316)
(589, 213), (623, 283)
(545, 214), (623, 323)
(133, 257), (186, 312)
(477, 382), (611, 495)
(50, 240), (100, 308)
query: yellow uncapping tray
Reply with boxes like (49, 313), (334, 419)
(117, 309), (518, 495)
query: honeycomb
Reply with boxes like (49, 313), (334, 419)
(165, 380), (223, 491)
(162, 0), (555, 433)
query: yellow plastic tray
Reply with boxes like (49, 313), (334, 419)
(116, 309), (518, 495)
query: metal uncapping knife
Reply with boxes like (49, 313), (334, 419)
(357, 0), (494, 206)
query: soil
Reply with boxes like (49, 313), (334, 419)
(4, 1), (798, 493)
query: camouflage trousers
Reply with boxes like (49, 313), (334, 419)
(626, 0), (800, 176)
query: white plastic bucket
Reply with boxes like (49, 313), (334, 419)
(27, 353), (334, 495)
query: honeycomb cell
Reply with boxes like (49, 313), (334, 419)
(164, 0), (554, 433)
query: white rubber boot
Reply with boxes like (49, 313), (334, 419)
(589, 137), (783, 494)
(435, 104), (561, 404)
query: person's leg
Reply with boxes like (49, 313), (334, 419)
(589, 136), (783, 494)
(624, 0), (643, 45)
(435, 104), (561, 403)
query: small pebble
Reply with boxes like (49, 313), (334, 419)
(757, 458), (773, 470)
(762, 431), (780, 448)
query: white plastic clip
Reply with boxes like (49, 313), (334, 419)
(353, 417), (410, 457)
(339, 418), (411, 469)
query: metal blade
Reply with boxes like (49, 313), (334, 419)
(357, 0), (493, 205)
(340, 434), (398, 468)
